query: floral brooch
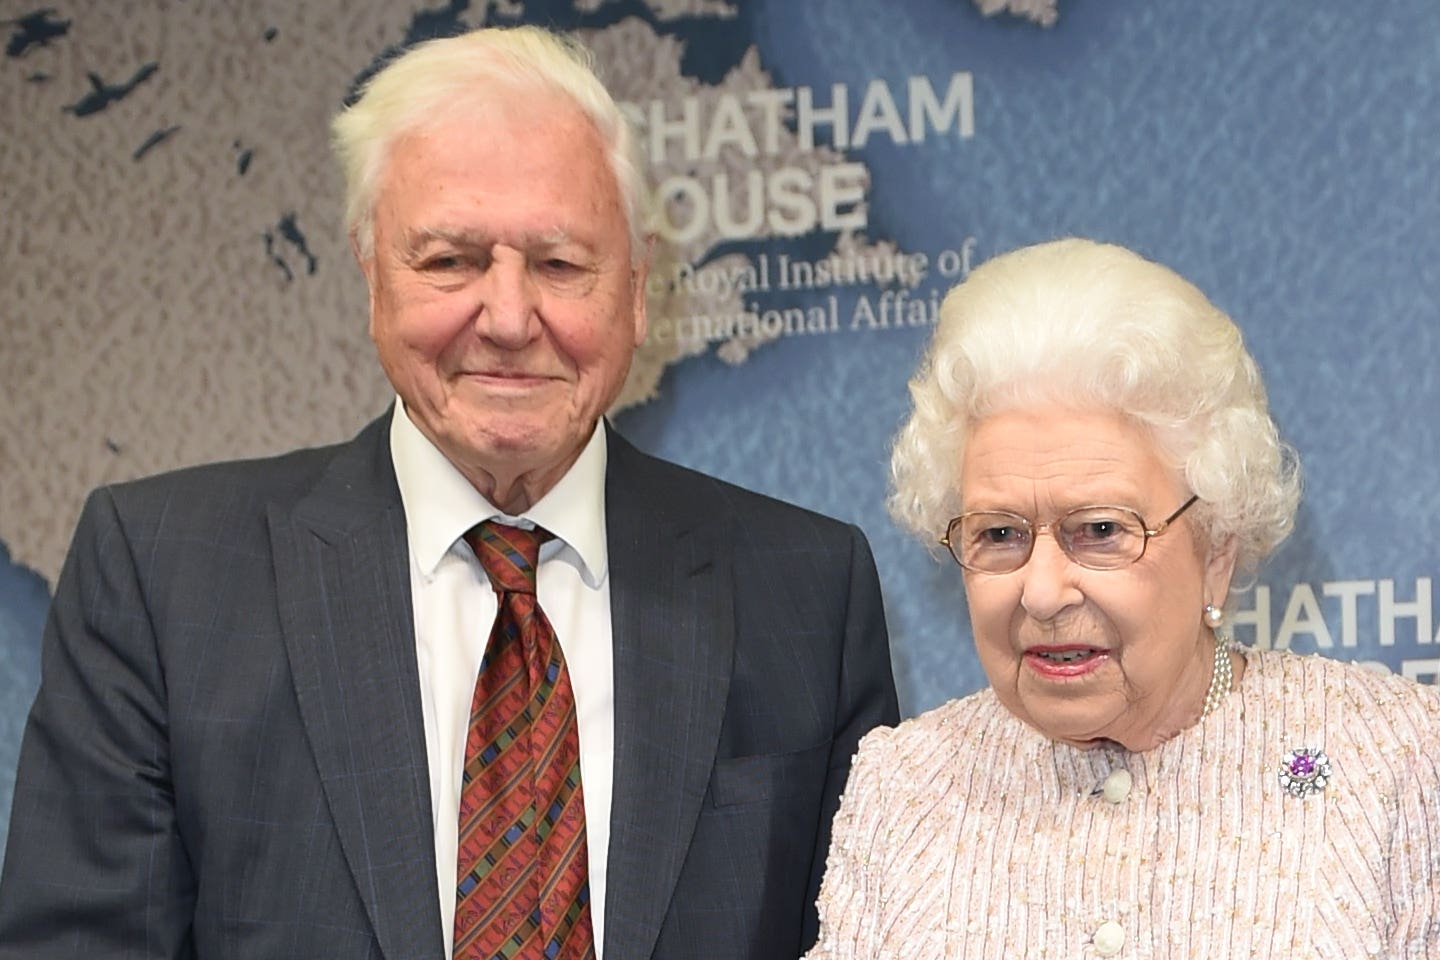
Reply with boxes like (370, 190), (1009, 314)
(1278, 747), (1331, 798)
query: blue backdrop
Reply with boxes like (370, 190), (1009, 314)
(2, 0), (1437, 861)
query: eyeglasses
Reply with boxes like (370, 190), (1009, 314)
(939, 494), (1199, 574)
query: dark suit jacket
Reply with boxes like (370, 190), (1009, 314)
(0, 415), (898, 959)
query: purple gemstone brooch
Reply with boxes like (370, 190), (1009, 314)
(1278, 747), (1331, 798)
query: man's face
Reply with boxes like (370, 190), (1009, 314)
(361, 95), (648, 504)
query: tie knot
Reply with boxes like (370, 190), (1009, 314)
(467, 520), (552, 595)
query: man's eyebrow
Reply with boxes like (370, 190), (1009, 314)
(402, 226), (581, 253)
(403, 226), (490, 252)
(526, 227), (583, 251)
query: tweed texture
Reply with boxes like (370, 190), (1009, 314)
(807, 649), (1440, 958)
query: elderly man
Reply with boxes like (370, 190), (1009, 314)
(0, 24), (897, 960)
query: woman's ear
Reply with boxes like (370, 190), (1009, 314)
(1203, 534), (1240, 611)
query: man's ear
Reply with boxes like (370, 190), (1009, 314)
(630, 235), (655, 346)
(350, 232), (379, 337)
(350, 232), (372, 281)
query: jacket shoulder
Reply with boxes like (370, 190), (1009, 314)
(607, 429), (861, 545)
(75, 417), (391, 561)
(104, 418), (385, 512)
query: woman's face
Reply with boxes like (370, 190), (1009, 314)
(958, 406), (1236, 752)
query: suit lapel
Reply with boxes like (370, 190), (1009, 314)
(268, 416), (444, 960)
(603, 428), (735, 960)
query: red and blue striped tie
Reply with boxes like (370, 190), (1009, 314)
(454, 521), (594, 960)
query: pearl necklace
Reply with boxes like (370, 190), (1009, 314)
(1199, 633), (1233, 720)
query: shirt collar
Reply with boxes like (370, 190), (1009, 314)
(389, 400), (609, 587)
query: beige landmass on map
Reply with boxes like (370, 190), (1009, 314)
(0, 0), (1050, 584)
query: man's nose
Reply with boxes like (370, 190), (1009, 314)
(474, 250), (540, 348)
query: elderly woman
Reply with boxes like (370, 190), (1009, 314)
(805, 238), (1440, 958)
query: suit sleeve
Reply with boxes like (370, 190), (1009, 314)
(801, 524), (899, 950)
(0, 488), (196, 958)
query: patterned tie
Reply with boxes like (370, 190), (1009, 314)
(454, 521), (595, 960)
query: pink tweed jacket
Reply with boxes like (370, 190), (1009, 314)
(806, 649), (1440, 959)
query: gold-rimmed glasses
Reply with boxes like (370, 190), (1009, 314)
(939, 495), (1199, 574)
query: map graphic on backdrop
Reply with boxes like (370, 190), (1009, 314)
(2, 0), (1438, 860)
(0, 0), (1038, 582)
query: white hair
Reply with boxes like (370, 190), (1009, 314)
(331, 24), (649, 260)
(889, 237), (1301, 578)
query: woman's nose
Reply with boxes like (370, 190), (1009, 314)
(1018, 532), (1084, 621)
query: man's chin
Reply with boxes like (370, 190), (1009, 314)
(460, 425), (546, 455)
(457, 420), (588, 468)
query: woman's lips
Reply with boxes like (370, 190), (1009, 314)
(1023, 645), (1110, 678)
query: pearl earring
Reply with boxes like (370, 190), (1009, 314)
(1203, 604), (1225, 629)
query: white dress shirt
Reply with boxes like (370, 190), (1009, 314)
(389, 401), (615, 958)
